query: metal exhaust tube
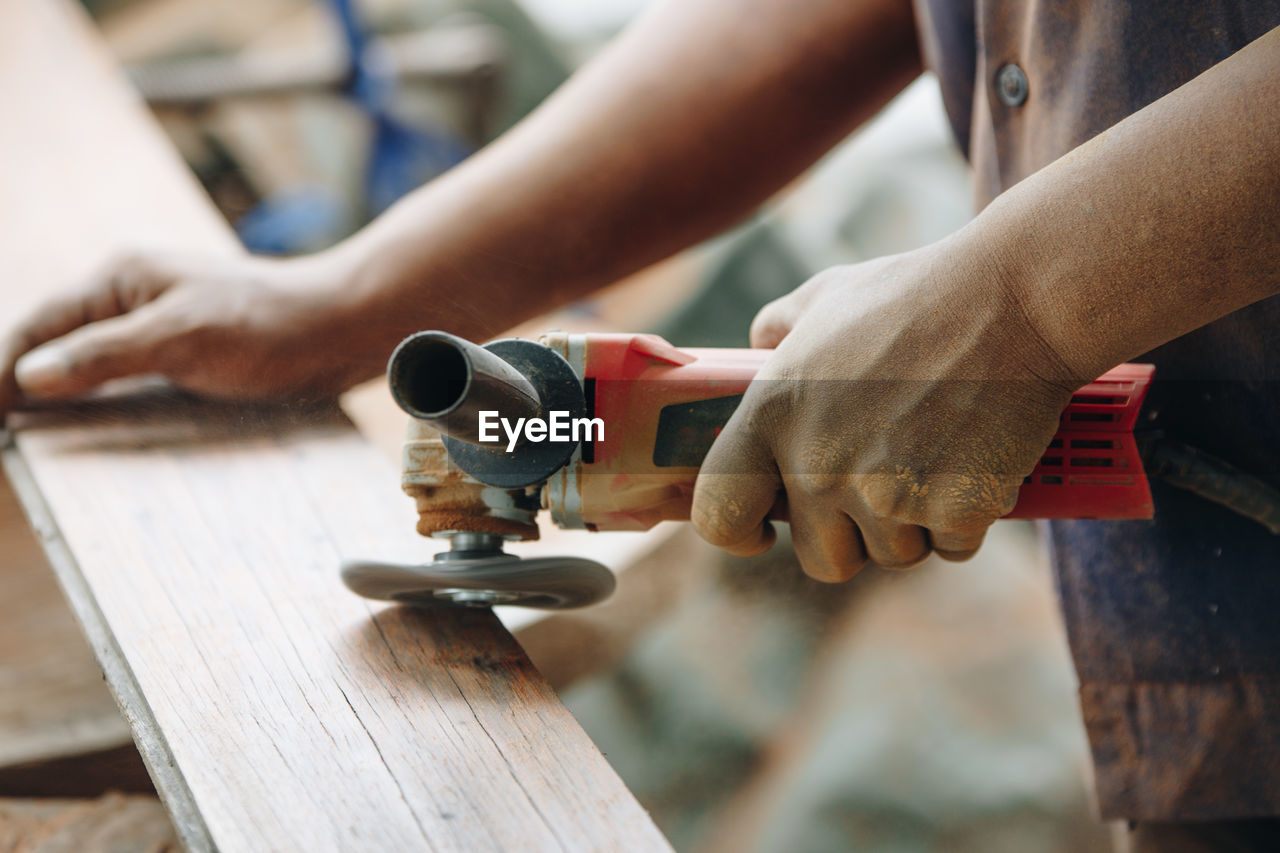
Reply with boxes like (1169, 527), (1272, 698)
(387, 331), (541, 446)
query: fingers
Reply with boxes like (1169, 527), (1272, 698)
(788, 504), (867, 582)
(693, 403), (991, 573)
(691, 409), (783, 558)
(790, 509), (979, 577)
(749, 295), (800, 349)
(927, 524), (991, 562)
(20, 253), (172, 352)
(14, 307), (168, 400)
(790, 493), (930, 579)
(1, 252), (175, 419)
(857, 518), (930, 569)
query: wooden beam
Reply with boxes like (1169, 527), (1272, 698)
(0, 3), (669, 850)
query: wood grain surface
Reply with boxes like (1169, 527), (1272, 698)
(0, 3), (668, 850)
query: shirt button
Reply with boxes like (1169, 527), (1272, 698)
(996, 63), (1029, 107)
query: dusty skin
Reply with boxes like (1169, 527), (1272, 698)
(690, 247), (1073, 581)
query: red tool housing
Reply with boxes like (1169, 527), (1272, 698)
(1006, 362), (1154, 520)
(548, 333), (1154, 530)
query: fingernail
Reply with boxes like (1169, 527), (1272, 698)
(15, 347), (70, 394)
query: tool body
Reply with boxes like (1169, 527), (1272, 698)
(546, 334), (1155, 529)
(343, 331), (1156, 609)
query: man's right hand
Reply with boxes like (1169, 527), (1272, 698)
(0, 250), (387, 420)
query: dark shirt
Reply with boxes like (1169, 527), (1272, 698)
(912, 0), (1280, 821)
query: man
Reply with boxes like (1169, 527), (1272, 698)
(3, 1), (1277, 847)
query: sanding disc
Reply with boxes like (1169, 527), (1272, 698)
(341, 555), (615, 610)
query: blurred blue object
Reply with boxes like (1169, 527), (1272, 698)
(235, 187), (346, 255)
(332, 0), (470, 213)
(239, 0), (471, 253)
(365, 111), (470, 215)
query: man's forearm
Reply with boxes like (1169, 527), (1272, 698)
(971, 26), (1280, 382)
(336, 0), (920, 342)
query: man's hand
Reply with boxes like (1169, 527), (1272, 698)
(0, 251), (385, 419)
(690, 241), (1077, 581)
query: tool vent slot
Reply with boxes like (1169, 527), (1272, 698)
(1069, 474), (1135, 486)
(1032, 431), (1133, 485)
(1060, 376), (1146, 429)
(1070, 439), (1116, 449)
(1071, 394), (1125, 405)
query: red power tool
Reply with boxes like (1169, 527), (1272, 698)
(342, 331), (1159, 610)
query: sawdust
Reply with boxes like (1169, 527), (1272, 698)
(412, 507), (538, 540)
(402, 427), (538, 540)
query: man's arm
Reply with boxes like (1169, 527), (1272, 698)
(692, 26), (1280, 579)
(2, 0), (920, 413)
(346, 0), (921, 342)
(985, 26), (1280, 383)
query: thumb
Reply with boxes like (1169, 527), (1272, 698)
(749, 295), (801, 349)
(691, 403), (783, 557)
(15, 308), (168, 400)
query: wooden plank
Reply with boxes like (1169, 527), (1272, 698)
(0, 3), (669, 850)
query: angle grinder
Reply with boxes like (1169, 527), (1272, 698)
(340, 330), (1184, 610)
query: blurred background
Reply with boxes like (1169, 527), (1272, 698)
(3, 0), (1115, 849)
